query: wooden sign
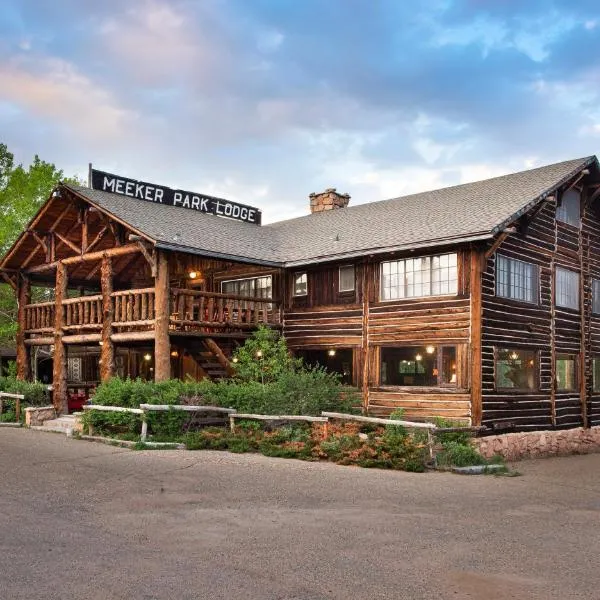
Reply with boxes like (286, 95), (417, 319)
(90, 168), (261, 225)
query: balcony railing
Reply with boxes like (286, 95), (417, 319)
(23, 288), (279, 336)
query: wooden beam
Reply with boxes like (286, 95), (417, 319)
(84, 261), (102, 281)
(100, 256), (114, 382)
(52, 263), (68, 414)
(30, 231), (48, 254)
(1, 272), (16, 291)
(137, 242), (157, 277)
(81, 207), (89, 254)
(484, 230), (513, 260)
(154, 250), (171, 381)
(361, 259), (370, 412)
(22, 244), (43, 269)
(86, 225), (108, 253)
(26, 243), (142, 274)
(54, 231), (81, 255)
(469, 247), (484, 427)
(16, 275), (31, 380)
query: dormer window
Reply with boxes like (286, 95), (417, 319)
(556, 188), (580, 227)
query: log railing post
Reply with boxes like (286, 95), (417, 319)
(100, 255), (115, 382)
(154, 251), (170, 381)
(16, 274), (31, 380)
(52, 262), (68, 414)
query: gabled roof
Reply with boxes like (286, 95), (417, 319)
(14, 155), (600, 269)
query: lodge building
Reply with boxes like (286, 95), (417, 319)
(2, 156), (600, 432)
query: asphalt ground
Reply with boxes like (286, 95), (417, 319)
(1, 428), (599, 600)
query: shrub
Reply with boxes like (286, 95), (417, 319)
(0, 377), (48, 406)
(435, 441), (486, 467)
(80, 409), (141, 438)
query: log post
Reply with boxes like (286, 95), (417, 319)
(16, 274), (31, 380)
(469, 247), (484, 427)
(52, 262), (68, 414)
(154, 251), (171, 381)
(100, 255), (115, 381)
(360, 260), (371, 413)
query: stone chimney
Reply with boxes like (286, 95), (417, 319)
(309, 188), (351, 213)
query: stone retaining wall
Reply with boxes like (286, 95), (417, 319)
(25, 406), (55, 427)
(474, 427), (600, 461)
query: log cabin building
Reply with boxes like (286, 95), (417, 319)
(1, 156), (600, 432)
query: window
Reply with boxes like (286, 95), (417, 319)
(593, 279), (600, 314)
(556, 354), (577, 391)
(293, 272), (307, 296)
(380, 345), (457, 387)
(296, 349), (353, 385)
(556, 188), (580, 227)
(221, 276), (272, 298)
(496, 255), (538, 304)
(381, 253), (457, 300)
(555, 267), (579, 310)
(339, 265), (355, 292)
(593, 358), (600, 393)
(495, 349), (537, 391)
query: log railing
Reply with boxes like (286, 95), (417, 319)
(63, 294), (103, 330)
(23, 288), (279, 334)
(111, 288), (155, 327)
(24, 301), (55, 332)
(170, 289), (281, 330)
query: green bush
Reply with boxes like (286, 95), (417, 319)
(80, 409), (141, 438)
(0, 377), (48, 406)
(435, 441), (486, 467)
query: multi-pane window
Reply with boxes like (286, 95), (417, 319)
(380, 345), (457, 387)
(221, 276), (272, 298)
(496, 255), (538, 303)
(495, 348), (537, 391)
(555, 267), (579, 310)
(381, 253), (457, 300)
(556, 354), (577, 391)
(593, 279), (600, 314)
(593, 358), (600, 393)
(556, 188), (580, 227)
(293, 272), (307, 296)
(339, 265), (355, 292)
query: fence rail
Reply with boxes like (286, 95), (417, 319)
(0, 392), (25, 423)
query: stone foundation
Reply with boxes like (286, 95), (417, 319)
(474, 427), (600, 461)
(25, 406), (56, 427)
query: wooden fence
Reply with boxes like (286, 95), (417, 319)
(0, 392), (25, 423)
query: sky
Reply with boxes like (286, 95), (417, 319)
(0, 0), (599, 223)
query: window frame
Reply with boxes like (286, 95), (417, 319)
(379, 344), (459, 389)
(220, 275), (272, 299)
(494, 347), (539, 393)
(293, 272), (308, 297)
(555, 266), (580, 310)
(495, 254), (539, 305)
(380, 252), (458, 302)
(592, 279), (600, 315)
(555, 353), (578, 392)
(338, 264), (355, 293)
(592, 357), (600, 393)
(556, 188), (581, 228)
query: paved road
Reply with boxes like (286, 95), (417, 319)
(1, 429), (599, 600)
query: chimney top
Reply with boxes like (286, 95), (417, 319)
(309, 188), (351, 214)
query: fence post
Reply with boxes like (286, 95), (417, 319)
(15, 397), (21, 423)
(140, 410), (148, 442)
(229, 414), (236, 433)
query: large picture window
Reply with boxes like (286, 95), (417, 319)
(381, 253), (457, 300)
(556, 188), (580, 227)
(380, 345), (457, 387)
(495, 348), (537, 391)
(556, 354), (577, 391)
(496, 255), (538, 304)
(221, 275), (272, 298)
(555, 267), (579, 310)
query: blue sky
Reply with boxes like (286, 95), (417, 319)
(1, 0), (599, 222)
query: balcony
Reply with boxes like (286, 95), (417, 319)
(24, 288), (281, 340)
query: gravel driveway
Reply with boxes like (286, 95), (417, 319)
(1, 428), (599, 599)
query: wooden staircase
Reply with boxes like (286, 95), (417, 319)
(191, 338), (237, 381)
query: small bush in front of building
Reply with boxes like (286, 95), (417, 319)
(0, 377), (48, 406)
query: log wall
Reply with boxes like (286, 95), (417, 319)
(481, 186), (600, 432)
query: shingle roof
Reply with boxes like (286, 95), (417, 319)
(66, 156), (598, 267)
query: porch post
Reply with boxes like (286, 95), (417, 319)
(100, 255), (115, 381)
(52, 262), (68, 414)
(154, 250), (171, 381)
(16, 273), (31, 380)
